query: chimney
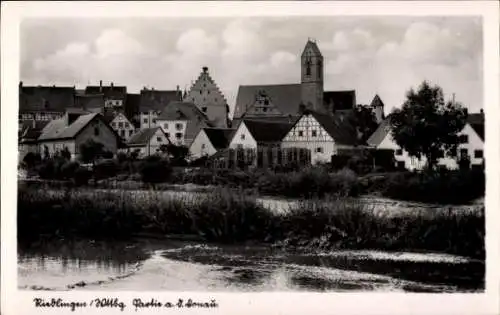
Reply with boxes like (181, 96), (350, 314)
(110, 82), (114, 89)
(19, 81), (23, 88)
(480, 109), (484, 114)
(202, 66), (208, 73)
(99, 80), (103, 92)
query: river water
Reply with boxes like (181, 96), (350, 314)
(18, 238), (484, 292)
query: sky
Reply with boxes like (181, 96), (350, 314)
(20, 16), (483, 115)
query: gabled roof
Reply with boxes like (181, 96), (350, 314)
(203, 128), (235, 149)
(366, 118), (391, 147)
(20, 85), (76, 113)
(370, 94), (385, 108)
(19, 120), (50, 143)
(467, 112), (484, 141)
(302, 40), (322, 57)
(241, 119), (294, 143)
(127, 127), (165, 146)
(324, 90), (356, 112)
(139, 89), (182, 113)
(85, 85), (127, 98)
(38, 113), (103, 141)
(234, 84), (302, 118)
(157, 101), (209, 122)
(75, 93), (105, 110)
(307, 111), (359, 145)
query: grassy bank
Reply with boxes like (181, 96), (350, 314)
(18, 187), (485, 259)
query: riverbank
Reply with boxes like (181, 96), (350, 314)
(18, 186), (485, 259)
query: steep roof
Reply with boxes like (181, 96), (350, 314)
(157, 101), (209, 122)
(85, 85), (127, 99)
(467, 112), (484, 141)
(38, 113), (101, 141)
(127, 127), (165, 146)
(302, 40), (322, 57)
(324, 90), (356, 112)
(139, 89), (182, 113)
(203, 128), (235, 149)
(366, 118), (391, 147)
(19, 120), (50, 143)
(234, 84), (302, 118)
(308, 111), (359, 145)
(124, 93), (141, 119)
(370, 94), (385, 108)
(19, 85), (76, 113)
(75, 94), (105, 110)
(242, 119), (294, 143)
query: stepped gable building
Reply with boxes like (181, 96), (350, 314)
(234, 40), (357, 120)
(184, 67), (230, 128)
(19, 82), (76, 122)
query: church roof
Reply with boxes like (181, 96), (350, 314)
(302, 40), (322, 57)
(324, 90), (356, 112)
(234, 84), (302, 118)
(370, 94), (385, 108)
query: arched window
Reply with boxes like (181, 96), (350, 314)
(317, 60), (322, 79)
(305, 60), (311, 76)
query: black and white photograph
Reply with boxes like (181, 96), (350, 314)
(2, 1), (500, 315)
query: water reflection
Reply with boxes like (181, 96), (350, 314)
(18, 239), (484, 292)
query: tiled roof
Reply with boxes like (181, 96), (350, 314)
(234, 84), (302, 118)
(127, 127), (164, 146)
(203, 128), (235, 149)
(242, 119), (294, 143)
(302, 40), (322, 57)
(19, 85), (76, 113)
(75, 94), (105, 110)
(370, 94), (385, 108)
(125, 93), (141, 119)
(85, 85), (127, 99)
(19, 120), (50, 143)
(139, 89), (182, 113)
(467, 112), (484, 141)
(324, 90), (356, 112)
(366, 118), (391, 147)
(38, 113), (100, 141)
(309, 111), (359, 145)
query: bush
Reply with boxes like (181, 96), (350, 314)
(139, 156), (172, 184)
(94, 159), (118, 180)
(22, 152), (42, 169)
(73, 167), (92, 186)
(60, 161), (80, 179)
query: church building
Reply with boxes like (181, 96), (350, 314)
(234, 39), (357, 120)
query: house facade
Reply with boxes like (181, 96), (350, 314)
(110, 113), (136, 142)
(367, 113), (485, 170)
(37, 113), (120, 160)
(281, 110), (359, 165)
(189, 128), (234, 159)
(229, 120), (293, 150)
(125, 127), (170, 158)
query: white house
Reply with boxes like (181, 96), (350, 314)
(109, 112), (136, 142)
(125, 127), (170, 158)
(228, 119), (293, 150)
(367, 112), (485, 170)
(37, 112), (120, 160)
(189, 127), (234, 159)
(281, 110), (359, 165)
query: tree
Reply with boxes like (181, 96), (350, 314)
(166, 144), (189, 166)
(61, 147), (71, 160)
(139, 155), (172, 186)
(79, 139), (105, 164)
(350, 105), (379, 143)
(389, 81), (467, 170)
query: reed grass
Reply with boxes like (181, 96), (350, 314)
(18, 187), (484, 258)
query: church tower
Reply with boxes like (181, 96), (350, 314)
(300, 39), (324, 113)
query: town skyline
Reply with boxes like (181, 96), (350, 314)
(21, 16), (483, 115)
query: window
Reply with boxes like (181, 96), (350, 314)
(111, 122), (116, 127)
(311, 130), (317, 137)
(317, 60), (322, 79)
(240, 134), (245, 140)
(125, 123), (129, 128)
(298, 130), (304, 137)
(316, 147), (323, 153)
(120, 130), (125, 137)
(263, 108), (268, 112)
(305, 60), (311, 76)
(200, 90), (202, 95)
(129, 130), (133, 136)
(118, 122), (123, 128)
(143, 118), (148, 123)
(264, 100), (269, 106)
(207, 90), (210, 94)
(201, 144), (206, 149)
(166, 133), (170, 138)
(152, 119), (157, 124)
(474, 150), (483, 158)
(192, 98), (195, 102)
(203, 84), (206, 88)
(460, 149), (468, 158)
(175, 123), (182, 130)
(459, 135), (469, 143)
(164, 123), (168, 129)
(94, 127), (100, 136)
(395, 149), (403, 155)
(175, 133), (182, 139)
(215, 98), (217, 102)
(157, 136), (162, 142)
(202, 107), (207, 113)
